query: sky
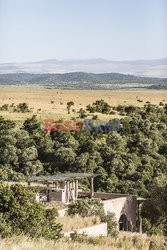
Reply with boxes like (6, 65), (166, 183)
(0, 0), (166, 63)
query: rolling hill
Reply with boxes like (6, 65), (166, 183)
(0, 72), (166, 90)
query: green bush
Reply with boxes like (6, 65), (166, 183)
(0, 165), (25, 181)
(15, 103), (30, 113)
(0, 213), (13, 238)
(110, 111), (116, 115)
(71, 233), (107, 245)
(101, 212), (118, 236)
(86, 99), (111, 114)
(68, 198), (104, 218)
(0, 183), (62, 239)
(0, 104), (9, 111)
(78, 108), (87, 118)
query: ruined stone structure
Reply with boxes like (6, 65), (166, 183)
(79, 191), (139, 232)
(28, 173), (97, 203)
(28, 173), (143, 233)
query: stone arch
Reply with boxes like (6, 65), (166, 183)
(119, 214), (128, 231)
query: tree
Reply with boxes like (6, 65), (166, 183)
(23, 115), (42, 134)
(142, 175), (167, 235)
(16, 103), (30, 113)
(67, 101), (74, 114)
(0, 116), (15, 135)
(78, 108), (87, 118)
(86, 99), (111, 114)
(53, 147), (76, 172)
(0, 183), (62, 239)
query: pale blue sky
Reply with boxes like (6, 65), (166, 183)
(0, 0), (166, 63)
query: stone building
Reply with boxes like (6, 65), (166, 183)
(28, 173), (144, 233)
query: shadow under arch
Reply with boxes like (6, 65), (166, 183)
(119, 214), (128, 231)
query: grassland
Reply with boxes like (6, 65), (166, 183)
(0, 86), (166, 124)
(56, 215), (101, 232)
(0, 235), (166, 250)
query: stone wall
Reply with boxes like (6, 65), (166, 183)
(58, 191), (138, 232)
(64, 223), (108, 237)
(102, 195), (137, 232)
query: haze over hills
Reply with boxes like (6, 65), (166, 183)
(0, 58), (167, 78)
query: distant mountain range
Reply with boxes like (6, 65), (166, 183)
(0, 58), (167, 78)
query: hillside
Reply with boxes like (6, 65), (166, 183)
(0, 72), (166, 90)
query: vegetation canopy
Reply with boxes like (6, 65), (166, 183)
(0, 183), (62, 239)
(0, 101), (166, 235)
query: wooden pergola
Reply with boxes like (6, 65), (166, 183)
(27, 173), (98, 203)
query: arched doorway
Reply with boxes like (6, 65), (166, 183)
(119, 214), (128, 231)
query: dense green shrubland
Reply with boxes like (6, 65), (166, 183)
(0, 102), (167, 234)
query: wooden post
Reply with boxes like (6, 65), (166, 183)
(139, 217), (142, 234)
(90, 177), (94, 198)
(139, 203), (142, 233)
(75, 179), (78, 200)
(54, 182), (58, 189)
(66, 181), (70, 203)
(46, 183), (50, 202)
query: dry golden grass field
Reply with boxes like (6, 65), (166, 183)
(0, 235), (166, 250)
(56, 215), (101, 232)
(0, 86), (166, 124)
